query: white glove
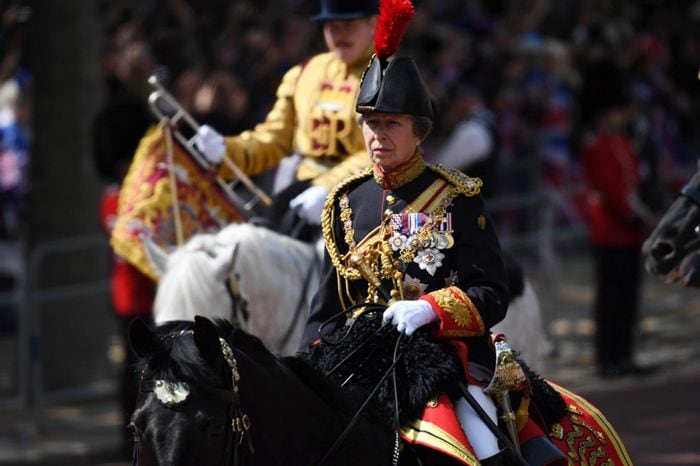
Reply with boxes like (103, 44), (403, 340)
(383, 300), (438, 336)
(289, 185), (328, 225)
(194, 124), (226, 164)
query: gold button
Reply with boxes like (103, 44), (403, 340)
(385, 194), (396, 205)
(384, 209), (393, 217)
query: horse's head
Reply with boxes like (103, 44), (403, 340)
(128, 315), (402, 466)
(128, 316), (252, 466)
(148, 232), (249, 326)
(643, 168), (700, 286)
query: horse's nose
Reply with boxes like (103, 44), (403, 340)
(648, 239), (676, 261)
(644, 238), (678, 275)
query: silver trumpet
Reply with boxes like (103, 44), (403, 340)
(147, 75), (272, 216)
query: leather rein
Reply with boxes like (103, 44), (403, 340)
(315, 303), (410, 466)
(135, 303), (405, 466)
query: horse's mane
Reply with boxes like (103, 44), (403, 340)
(137, 320), (224, 387)
(215, 223), (316, 265)
(139, 319), (376, 424)
(229, 326), (281, 365)
(281, 356), (374, 419)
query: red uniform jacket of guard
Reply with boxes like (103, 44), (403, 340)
(580, 132), (644, 247)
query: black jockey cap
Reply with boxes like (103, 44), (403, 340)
(312, 0), (379, 21)
(356, 56), (434, 120)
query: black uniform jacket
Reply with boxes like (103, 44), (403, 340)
(299, 164), (509, 368)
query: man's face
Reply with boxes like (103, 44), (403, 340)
(323, 17), (376, 65)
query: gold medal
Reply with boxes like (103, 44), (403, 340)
(445, 233), (455, 249)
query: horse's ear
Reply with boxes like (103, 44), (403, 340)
(128, 318), (163, 358)
(211, 244), (238, 283)
(194, 316), (222, 366)
(143, 237), (169, 278)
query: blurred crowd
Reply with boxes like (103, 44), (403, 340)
(0, 1), (30, 240)
(3, 0), (700, 240)
(92, 0), (700, 235)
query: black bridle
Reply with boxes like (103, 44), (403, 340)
(133, 331), (253, 466)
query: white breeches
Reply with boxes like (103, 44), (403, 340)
(454, 385), (500, 459)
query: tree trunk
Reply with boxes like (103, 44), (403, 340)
(28, 0), (103, 244)
(27, 0), (105, 286)
(25, 0), (117, 400)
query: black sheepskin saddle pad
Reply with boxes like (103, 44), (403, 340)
(305, 312), (465, 428)
(303, 311), (568, 431)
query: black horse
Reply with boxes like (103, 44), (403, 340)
(127, 316), (458, 466)
(128, 315), (632, 465)
(643, 162), (700, 287)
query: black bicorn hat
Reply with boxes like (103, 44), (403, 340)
(354, 0), (433, 120)
(356, 56), (433, 120)
(312, 0), (379, 22)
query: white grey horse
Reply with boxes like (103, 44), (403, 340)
(145, 222), (321, 356)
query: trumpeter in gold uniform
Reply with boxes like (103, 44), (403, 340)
(195, 0), (379, 227)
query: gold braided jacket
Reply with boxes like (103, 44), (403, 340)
(219, 51), (373, 191)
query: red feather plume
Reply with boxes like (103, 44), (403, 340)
(374, 0), (415, 60)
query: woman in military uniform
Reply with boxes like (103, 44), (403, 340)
(297, 50), (525, 464)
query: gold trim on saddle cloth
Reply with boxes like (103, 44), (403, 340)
(401, 420), (480, 466)
(547, 381), (633, 465)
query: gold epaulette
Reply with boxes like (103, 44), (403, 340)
(428, 165), (482, 197)
(321, 168), (373, 277)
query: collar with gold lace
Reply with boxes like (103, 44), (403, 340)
(372, 153), (426, 189)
